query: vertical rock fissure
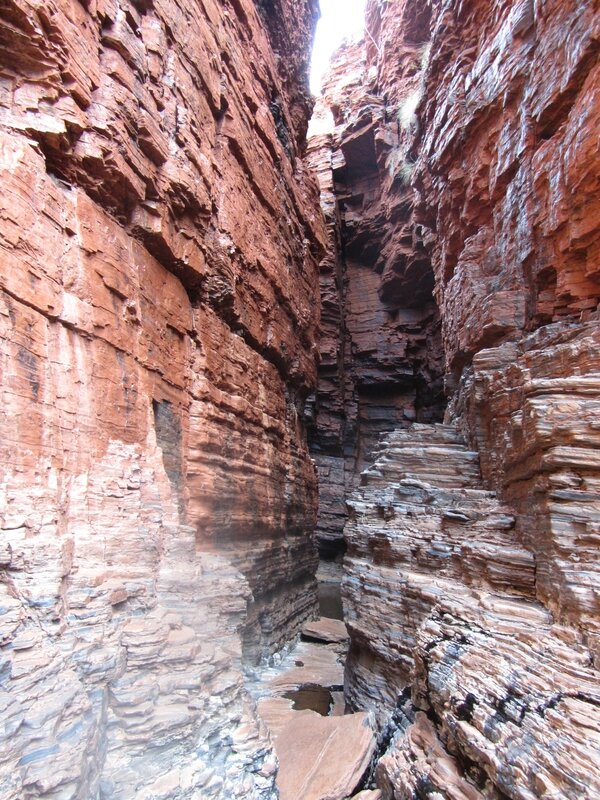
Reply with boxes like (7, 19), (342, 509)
(306, 11), (445, 642)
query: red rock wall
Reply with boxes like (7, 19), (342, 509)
(416, 0), (600, 659)
(307, 33), (444, 556)
(414, 0), (600, 379)
(332, 0), (600, 796)
(0, 0), (325, 796)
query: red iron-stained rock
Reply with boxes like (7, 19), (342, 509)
(413, 0), (600, 378)
(333, 0), (600, 797)
(307, 25), (444, 557)
(0, 0), (325, 797)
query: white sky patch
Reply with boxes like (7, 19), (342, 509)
(310, 0), (367, 95)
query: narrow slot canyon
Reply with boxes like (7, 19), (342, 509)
(0, 0), (599, 799)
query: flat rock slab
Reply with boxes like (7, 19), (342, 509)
(269, 641), (344, 693)
(275, 710), (376, 800)
(257, 696), (297, 740)
(302, 617), (349, 644)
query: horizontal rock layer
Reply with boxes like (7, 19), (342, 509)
(307, 25), (444, 554)
(414, 0), (600, 377)
(344, 424), (600, 798)
(0, 0), (324, 797)
(344, 425), (534, 714)
(453, 322), (600, 663)
(332, 0), (600, 797)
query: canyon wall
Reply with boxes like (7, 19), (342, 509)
(309, 0), (600, 797)
(0, 1), (325, 797)
(307, 33), (444, 558)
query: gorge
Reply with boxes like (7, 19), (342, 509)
(0, 0), (599, 798)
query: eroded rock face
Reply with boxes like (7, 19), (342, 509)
(451, 323), (600, 663)
(344, 425), (535, 717)
(326, 0), (600, 797)
(344, 425), (600, 798)
(306, 24), (444, 557)
(0, 0), (325, 797)
(414, 0), (600, 378)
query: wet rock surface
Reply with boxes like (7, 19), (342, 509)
(252, 618), (377, 800)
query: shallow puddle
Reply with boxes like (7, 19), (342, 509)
(283, 687), (333, 715)
(318, 581), (343, 620)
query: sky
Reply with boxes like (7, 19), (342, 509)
(310, 0), (368, 94)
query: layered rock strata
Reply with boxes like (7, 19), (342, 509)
(344, 424), (600, 797)
(307, 29), (444, 557)
(344, 425), (534, 715)
(414, 0), (600, 379)
(0, 0), (325, 797)
(413, 0), (600, 681)
(452, 322), (600, 663)
(321, 0), (600, 797)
